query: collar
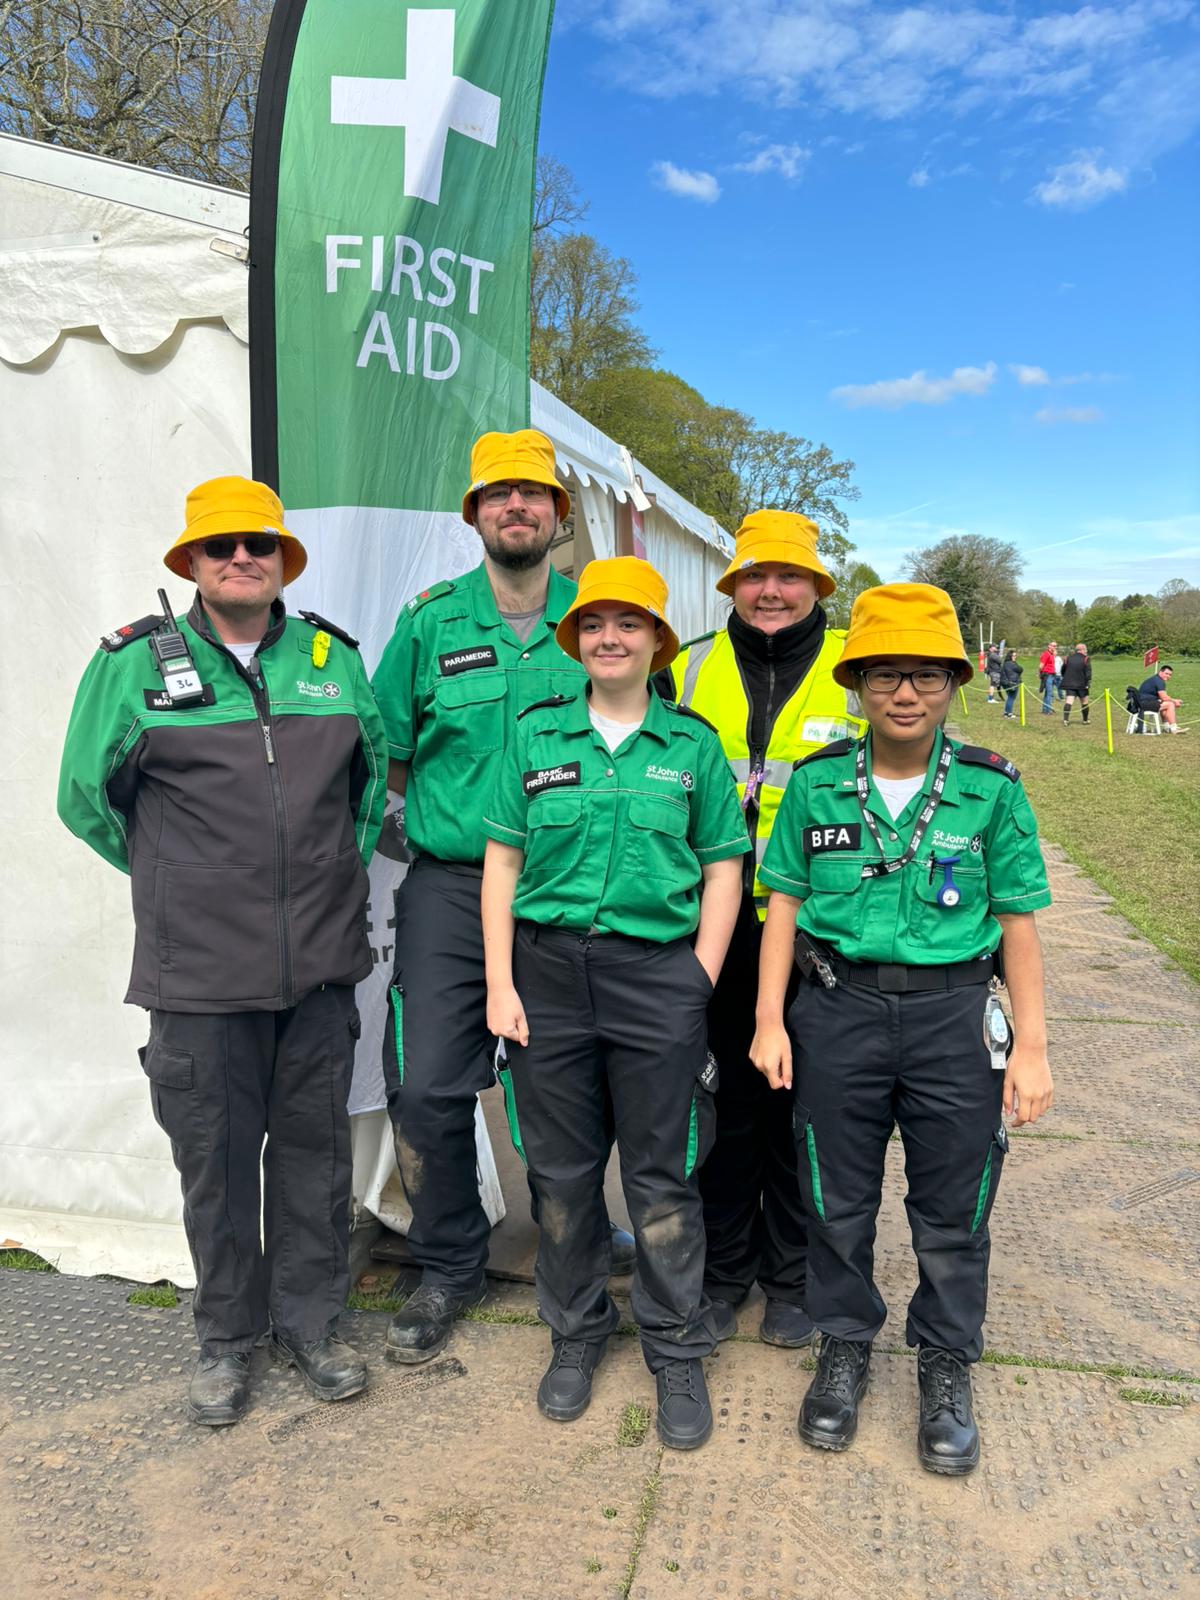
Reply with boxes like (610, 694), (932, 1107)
(187, 594), (286, 653)
(726, 603), (826, 667)
(863, 727), (961, 817)
(558, 684), (671, 747)
(466, 561), (575, 631)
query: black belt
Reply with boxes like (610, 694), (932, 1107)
(828, 954), (994, 993)
(414, 854), (483, 879)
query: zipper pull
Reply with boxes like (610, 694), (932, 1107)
(261, 721), (275, 764)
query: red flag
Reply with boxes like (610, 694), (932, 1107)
(1143, 645), (1159, 668)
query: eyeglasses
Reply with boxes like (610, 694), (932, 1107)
(479, 481), (553, 507)
(859, 666), (956, 694)
(198, 534), (281, 560)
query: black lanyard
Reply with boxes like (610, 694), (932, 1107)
(855, 736), (953, 880)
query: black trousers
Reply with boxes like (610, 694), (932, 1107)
(788, 976), (1007, 1362)
(382, 859), (496, 1289)
(699, 894), (807, 1306)
(506, 924), (717, 1372)
(141, 984), (359, 1358)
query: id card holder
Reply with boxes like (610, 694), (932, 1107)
(984, 994), (1011, 1070)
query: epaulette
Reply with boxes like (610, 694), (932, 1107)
(404, 579), (456, 615)
(794, 737), (855, 770)
(517, 693), (576, 721)
(955, 744), (1020, 782)
(667, 702), (718, 735)
(298, 610), (359, 649)
(99, 615), (161, 653)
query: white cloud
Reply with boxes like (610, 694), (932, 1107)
(1032, 151), (1128, 208)
(1035, 405), (1105, 423)
(650, 160), (721, 202)
(732, 142), (811, 179)
(908, 167), (931, 187)
(833, 362), (997, 409)
(1010, 364), (1051, 385)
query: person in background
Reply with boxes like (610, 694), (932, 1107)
(984, 643), (1001, 703)
(1038, 642), (1057, 714)
(999, 650), (1023, 719)
(654, 510), (863, 1350)
(1060, 643), (1091, 725)
(1054, 647), (1065, 701)
(1138, 664), (1186, 733)
(752, 582), (1053, 1476)
(482, 558), (749, 1450)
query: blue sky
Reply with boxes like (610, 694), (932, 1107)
(536, 0), (1200, 604)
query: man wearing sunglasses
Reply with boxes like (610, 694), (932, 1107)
(58, 475), (389, 1426)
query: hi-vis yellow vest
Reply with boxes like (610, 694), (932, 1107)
(670, 628), (865, 917)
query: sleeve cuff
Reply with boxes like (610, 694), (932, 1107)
(482, 818), (526, 845)
(694, 835), (753, 862)
(758, 865), (809, 895)
(990, 888), (1052, 913)
(388, 742), (415, 761)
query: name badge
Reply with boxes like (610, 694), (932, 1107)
(439, 645), (499, 676)
(803, 822), (862, 855)
(523, 762), (581, 797)
(143, 685), (215, 711)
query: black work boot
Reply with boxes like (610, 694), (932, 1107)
(798, 1335), (871, 1451)
(537, 1338), (608, 1421)
(917, 1347), (979, 1475)
(272, 1333), (367, 1401)
(609, 1222), (636, 1276)
(708, 1298), (738, 1341)
(655, 1359), (713, 1450)
(384, 1274), (487, 1364)
(187, 1352), (250, 1426)
(760, 1298), (816, 1349)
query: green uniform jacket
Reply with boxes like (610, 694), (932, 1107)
(57, 597), (388, 1012)
(482, 689), (752, 942)
(760, 730), (1051, 965)
(371, 564), (586, 865)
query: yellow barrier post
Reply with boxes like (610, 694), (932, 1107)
(1019, 682), (1026, 727)
(958, 686), (969, 718)
(1104, 688), (1114, 755)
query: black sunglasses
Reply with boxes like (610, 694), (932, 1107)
(199, 534), (281, 560)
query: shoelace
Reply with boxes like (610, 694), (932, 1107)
(919, 1348), (969, 1420)
(551, 1340), (592, 1371)
(403, 1285), (455, 1318)
(660, 1360), (700, 1398)
(813, 1337), (866, 1395)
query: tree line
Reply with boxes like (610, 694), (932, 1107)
(906, 535), (1200, 656)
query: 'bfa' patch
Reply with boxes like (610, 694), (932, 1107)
(439, 645), (499, 676)
(523, 762), (581, 797)
(803, 822), (862, 855)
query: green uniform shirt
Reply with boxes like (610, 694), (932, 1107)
(482, 689), (751, 941)
(371, 563), (585, 863)
(760, 729), (1051, 965)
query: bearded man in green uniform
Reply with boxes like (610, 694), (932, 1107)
(371, 429), (632, 1364)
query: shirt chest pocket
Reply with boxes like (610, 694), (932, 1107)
(627, 793), (694, 883)
(431, 670), (507, 753)
(805, 853), (868, 943)
(910, 859), (987, 940)
(525, 790), (585, 877)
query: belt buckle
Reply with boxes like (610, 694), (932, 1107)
(876, 963), (908, 993)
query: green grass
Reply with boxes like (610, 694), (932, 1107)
(957, 657), (1200, 981)
(1118, 1385), (1192, 1407)
(346, 1290), (408, 1313)
(616, 1401), (651, 1448)
(618, 1457), (665, 1600)
(0, 1248), (56, 1272)
(127, 1284), (178, 1308)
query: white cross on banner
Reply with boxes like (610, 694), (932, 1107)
(331, 8), (500, 205)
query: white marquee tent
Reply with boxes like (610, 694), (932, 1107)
(0, 133), (734, 1284)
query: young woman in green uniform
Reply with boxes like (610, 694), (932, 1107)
(481, 557), (750, 1450)
(752, 583), (1054, 1474)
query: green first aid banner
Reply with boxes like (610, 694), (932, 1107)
(250, 0), (555, 512)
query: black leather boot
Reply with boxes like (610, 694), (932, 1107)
(655, 1359), (713, 1450)
(187, 1352), (250, 1426)
(384, 1274), (487, 1364)
(760, 1299), (815, 1348)
(917, 1347), (979, 1474)
(537, 1338), (608, 1421)
(272, 1333), (367, 1401)
(798, 1335), (871, 1450)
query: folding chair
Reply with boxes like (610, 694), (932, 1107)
(1124, 687), (1162, 735)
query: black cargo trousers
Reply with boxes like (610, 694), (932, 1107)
(504, 923), (719, 1373)
(141, 984), (360, 1358)
(699, 893), (807, 1307)
(788, 973), (1007, 1361)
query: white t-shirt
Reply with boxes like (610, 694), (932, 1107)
(225, 640), (260, 669)
(589, 706), (644, 752)
(873, 774), (925, 820)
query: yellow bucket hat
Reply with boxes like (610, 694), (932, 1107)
(556, 557), (680, 674)
(833, 583), (973, 687)
(164, 476), (307, 584)
(462, 428), (571, 524)
(715, 510), (836, 599)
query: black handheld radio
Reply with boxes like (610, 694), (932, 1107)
(149, 590), (205, 706)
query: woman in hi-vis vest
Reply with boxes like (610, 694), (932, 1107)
(653, 510), (864, 1347)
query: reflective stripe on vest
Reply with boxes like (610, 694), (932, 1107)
(671, 627), (865, 918)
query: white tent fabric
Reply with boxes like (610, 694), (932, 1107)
(0, 134), (732, 1284)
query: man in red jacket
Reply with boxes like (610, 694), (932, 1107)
(1038, 642), (1057, 714)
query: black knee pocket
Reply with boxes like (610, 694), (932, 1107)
(139, 1039), (208, 1151)
(970, 1124), (1009, 1234)
(685, 1054), (719, 1179)
(383, 980), (405, 1088)
(792, 1102), (826, 1222)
